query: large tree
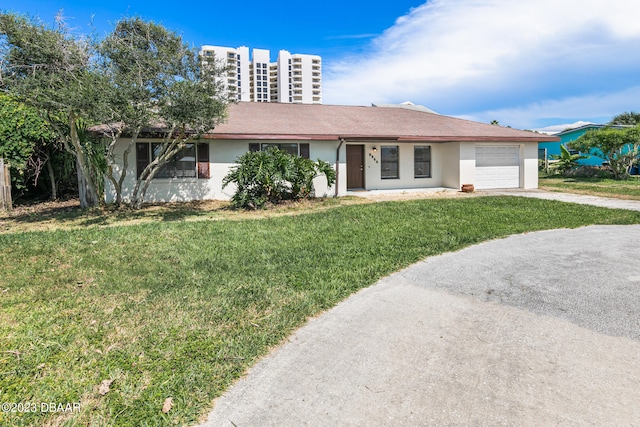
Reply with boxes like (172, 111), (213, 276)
(96, 17), (228, 208)
(0, 13), (104, 207)
(569, 126), (640, 179)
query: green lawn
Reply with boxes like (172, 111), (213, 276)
(2, 196), (640, 426)
(539, 175), (640, 200)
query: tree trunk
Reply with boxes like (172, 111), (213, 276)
(136, 176), (154, 209)
(69, 112), (99, 208)
(46, 158), (57, 200)
(77, 157), (90, 207)
(105, 132), (129, 207)
(114, 140), (134, 206)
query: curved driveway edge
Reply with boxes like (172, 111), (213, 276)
(200, 225), (640, 426)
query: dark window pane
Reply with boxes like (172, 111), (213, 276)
(152, 143), (196, 178)
(381, 146), (399, 179)
(414, 146), (431, 178)
(136, 143), (150, 179)
(152, 143), (173, 178)
(175, 144), (196, 178)
(299, 143), (310, 159)
(197, 143), (210, 179)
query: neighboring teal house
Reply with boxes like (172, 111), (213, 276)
(539, 124), (607, 166)
(539, 124), (632, 166)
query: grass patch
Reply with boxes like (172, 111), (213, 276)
(539, 175), (640, 200)
(1, 196), (640, 426)
(0, 197), (367, 234)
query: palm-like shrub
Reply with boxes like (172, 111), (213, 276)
(550, 144), (588, 175)
(222, 147), (336, 209)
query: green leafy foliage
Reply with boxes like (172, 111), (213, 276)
(569, 126), (640, 179)
(0, 95), (47, 185)
(97, 17), (227, 133)
(0, 14), (94, 113)
(222, 147), (337, 209)
(550, 144), (588, 175)
(0, 94), (60, 192)
(0, 12), (103, 207)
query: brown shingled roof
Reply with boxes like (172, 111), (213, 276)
(206, 102), (559, 142)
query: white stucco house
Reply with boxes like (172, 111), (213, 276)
(104, 102), (559, 203)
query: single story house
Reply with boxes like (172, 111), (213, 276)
(105, 102), (559, 203)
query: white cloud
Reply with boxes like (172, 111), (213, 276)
(459, 86), (640, 129)
(323, 0), (640, 128)
(532, 122), (595, 135)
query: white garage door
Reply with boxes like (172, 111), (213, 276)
(475, 145), (520, 189)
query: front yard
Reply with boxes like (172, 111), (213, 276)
(539, 175), (640, 200)
(2, 196), (640, 426)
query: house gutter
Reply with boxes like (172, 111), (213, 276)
(335, 138), (345, 197)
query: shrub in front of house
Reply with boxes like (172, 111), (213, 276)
(222, 147), (336, 209)
(549, 145), (588, 175)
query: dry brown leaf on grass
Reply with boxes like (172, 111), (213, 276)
(98, 379), (113, 395)
(162, 397), (173, 413)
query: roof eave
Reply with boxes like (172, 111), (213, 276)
(397, 135), (560, 142)
(205, 133), (560, 143)
(204, 133), (341, 141)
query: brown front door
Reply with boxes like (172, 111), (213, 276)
(346, 145), (365, 189)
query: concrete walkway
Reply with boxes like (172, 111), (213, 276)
(485, 189), (640, 212)
(199, 192), (640, 426)
(347, 187), (640, 211)
(348, 186), (640, 212)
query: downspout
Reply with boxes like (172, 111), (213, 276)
(335, 138), (345, 197)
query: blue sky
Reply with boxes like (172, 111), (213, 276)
(3, 0), (640, 131)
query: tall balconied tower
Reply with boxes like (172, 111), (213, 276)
(201, 45), (321, 104)
(201, 45), (250, 102)
(279, 51), (322, 104)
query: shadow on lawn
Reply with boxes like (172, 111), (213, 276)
(1, 196), (367, 233)
(1, 199), (231, 231)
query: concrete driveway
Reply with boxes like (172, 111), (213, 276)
(201, 224), (640, 427)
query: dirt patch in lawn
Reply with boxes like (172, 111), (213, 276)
(352, 189), (472, 202)
(0, 197), (373, 233)
(0, 189), (481, 234)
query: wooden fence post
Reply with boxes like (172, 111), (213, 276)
(0, 158), (12, 211)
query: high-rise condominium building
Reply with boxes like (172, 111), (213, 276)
(200, 46), (322, 104)
(201, 46), (250, 102)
